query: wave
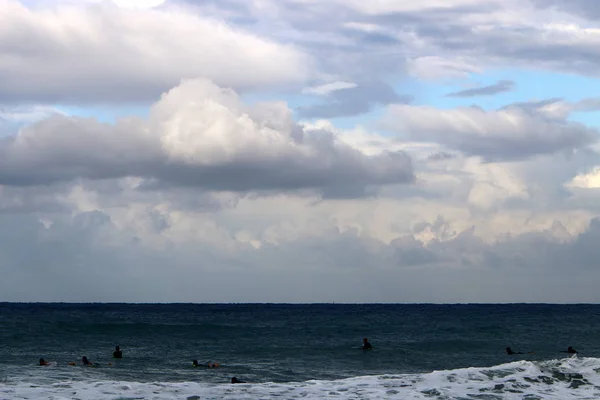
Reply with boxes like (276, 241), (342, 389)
(2, 356), (599, 399)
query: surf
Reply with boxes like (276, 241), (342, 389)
(3, 356), (599, 399)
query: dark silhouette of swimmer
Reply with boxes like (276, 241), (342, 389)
(81, 356), (93, 366)
(362, 338), (373, 350)
(231, 377), (246, 384)
(506, 347), (523, 355)
(560, 346), (578, 354)
(192, 359), (219, 368)
(39, 358), (50, 366)
(506, 346), (534, 355)
(113, 346), (122, 359)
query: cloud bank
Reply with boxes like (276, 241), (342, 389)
(2, 0), (600, 303)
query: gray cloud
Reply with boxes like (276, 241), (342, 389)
(446, 80), (515, 98)
(382, 102), (597, 161)
(171, 0), (600, 82)
(531, 0), (600, 20)
(0, 183), (72, 214)
(297, 81), (412, 119)
(0, 79), (414, 196)
(3, 209), (600, 302)
(427, 152), (457, 161)
(0, 105), (62, 137)
(500, 98), (564, 111)
(572, 98), (600, 113)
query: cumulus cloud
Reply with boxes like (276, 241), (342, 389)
(0, 0), (313, 103)
(0, 79), (414, 194)
(381, 103), (597, 161)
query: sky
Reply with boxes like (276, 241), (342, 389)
(2, 0), (600, 303)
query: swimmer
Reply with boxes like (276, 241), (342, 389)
(81, 356), (93, 366)
(113, 345), (122, 359)
(560, 346), (578, 354)
(231, 377), (246, 384)
(506, 346), (534, 355)
(39, 358), (50, 366)
(362, 338), (373, 350)
(192, 359), (220, 368)
(506, 347), (523, 355)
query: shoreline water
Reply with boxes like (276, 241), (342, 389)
(2, 303), (599, 398)
(2, 356), (596, 399)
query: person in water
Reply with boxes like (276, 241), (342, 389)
(560, 346), (578, 354)
(113, 346), (122, 359)
(362, 338), (373, 350)
(506, 347), (523, 355)
(231, 377), (246, 384)
(81, 356), (93, 366)
(39, 358), (50, 366)
(192, 359), (219, 368)
(506, 346), (534, 355)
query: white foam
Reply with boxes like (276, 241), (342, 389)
(2, 356), (600, 399)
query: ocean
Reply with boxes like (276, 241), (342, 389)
(1, 303), (600, 399)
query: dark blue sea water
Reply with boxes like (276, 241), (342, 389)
(1, 303), (600, 399)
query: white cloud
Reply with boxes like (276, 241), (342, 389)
(77, 0), (165, 9)
(301, 81), (358, 96)
(335, 0), (505, 15)
(110, 0), (165, 9)
(566, 167), (600, 189)
(0, 78), (414, 194)
(0, 0), (313, 103)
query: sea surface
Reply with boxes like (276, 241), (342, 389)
(1, 303), (600, 399)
